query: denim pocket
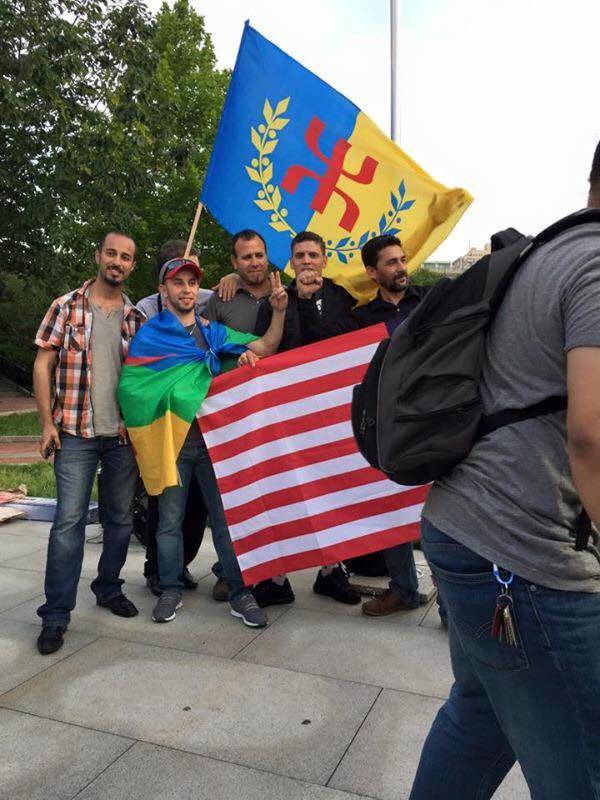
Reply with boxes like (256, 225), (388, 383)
(425, 542), (529, 672)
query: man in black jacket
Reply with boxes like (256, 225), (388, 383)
(255, 230), (356, 348)
(253, 231), (361, 607)
(353, 234), (430, 617)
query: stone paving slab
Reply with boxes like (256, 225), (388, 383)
(0, 519), (53, 539)
(2, 581), (288, 659)
(0, 707), (133, 800)
(329, 688), (529, 800)
(0, 637), (380, 785)
(0, 566), (44, 613)
(0, 619), (96, 696)
(237, 607), (453, 699)
(76, 741), (366, 800)
(0, 530), (47, 562)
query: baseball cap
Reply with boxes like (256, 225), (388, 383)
(159, 257), (204, 285)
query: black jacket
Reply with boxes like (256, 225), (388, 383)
(255, 278), (357, 351)
(353, 284), (430, 330)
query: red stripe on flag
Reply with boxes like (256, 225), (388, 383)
(204, 323), (388, 400)
(216, 436), (359, 494)
(208, 403), (351, 462)
(225, 464), (387, 525)
(239, 523), (421, 585)
(232, 485), (429, 556)
(125, 354), (175, 366)
(199, 364), (366, 432)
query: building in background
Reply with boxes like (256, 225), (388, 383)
(423, 243), (491, 277)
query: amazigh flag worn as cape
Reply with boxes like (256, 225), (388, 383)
(118, 310), (257, 495)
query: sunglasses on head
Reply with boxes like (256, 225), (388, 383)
(159, 257), (204, 284)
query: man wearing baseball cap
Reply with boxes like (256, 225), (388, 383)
(121, 255), (288, 627)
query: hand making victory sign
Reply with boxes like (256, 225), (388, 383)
(268, 271), (289, 312)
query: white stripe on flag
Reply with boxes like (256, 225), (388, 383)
(236, 503), (425, 570)
(220, 452), (372, 508)
(199, 342), (379, 416)
(228, 479), (402, 541)
(202, 385), (351, 448)
(213, 421), (352, 479)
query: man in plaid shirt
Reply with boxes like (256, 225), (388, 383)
(33, 231), (145, 655)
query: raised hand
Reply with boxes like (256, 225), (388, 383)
(269, 271), (288, 313)
(296, 268), (323, 299)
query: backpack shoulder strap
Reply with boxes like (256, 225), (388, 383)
(483, 208), (600, 309)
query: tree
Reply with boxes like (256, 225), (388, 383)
(0, 0), (232, 378)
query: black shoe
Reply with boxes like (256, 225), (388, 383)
(313, 566), (361, 605)
(252, 578), (295, 608)
(37, 626), (66, 655)
(96, 594), (139, 617)
(181, 568), (198, 590)
(146, 574), (161, 597)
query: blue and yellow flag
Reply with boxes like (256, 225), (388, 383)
(202, 23), (472, 301)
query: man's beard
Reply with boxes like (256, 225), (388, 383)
(102, 266), (124, 287)
(242, 270), (267, 285)
(170, 298), (195, 314)
(382, 273), (408, 293)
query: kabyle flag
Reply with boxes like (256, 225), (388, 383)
(198, 324), (430, 586)
(201, 22), (472, 303)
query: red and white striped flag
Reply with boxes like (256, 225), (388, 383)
(198, 324), (429, 586)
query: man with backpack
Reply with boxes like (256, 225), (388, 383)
(408, 144), (600, 798)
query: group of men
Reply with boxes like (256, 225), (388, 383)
(30, 137), (600, 799)
(33, 226), (425, 654)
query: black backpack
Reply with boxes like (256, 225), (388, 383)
(351, 209), (600, 542)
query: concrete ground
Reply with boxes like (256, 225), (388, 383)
(0, 521), (529, 799)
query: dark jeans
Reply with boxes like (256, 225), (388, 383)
(157, 441), (245, 601)
(410, 517), (600, 800)
(386, 542), (420, 607)
(144, 474), (207, 578)
(37, 433), (138, 628)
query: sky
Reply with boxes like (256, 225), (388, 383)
(147, 0), (599, 261)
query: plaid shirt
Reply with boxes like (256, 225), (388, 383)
(35, 279), (146, 438)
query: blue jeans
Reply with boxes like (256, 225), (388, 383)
(37, 433), (138, 627)
(385, 542), (419, 607)
(157, 442), (245, 602)
(409, 518), (600, 800)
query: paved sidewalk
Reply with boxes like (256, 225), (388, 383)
(0, 521), (530, 799)
(0, 440), (41, 464)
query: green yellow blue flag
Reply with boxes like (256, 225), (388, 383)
(118, 311), (256, 495)
(201, 22), (473, 301)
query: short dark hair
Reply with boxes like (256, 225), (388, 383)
(231, 229), (267, 256)
(361, 234), (403, 268)
(97, 231), (137, 259)
(291, 230), (326, 255)
(590, 140), (600, 193)
(155, 240), (197, 275)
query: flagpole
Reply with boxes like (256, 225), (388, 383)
(390, 0), (399, 144)
(184, 201), (204, 257)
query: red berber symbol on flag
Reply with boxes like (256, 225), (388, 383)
(281, 116), (379, 232)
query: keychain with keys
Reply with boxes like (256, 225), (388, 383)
(491, 564), (518, 647)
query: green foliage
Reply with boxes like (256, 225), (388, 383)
(411, 267), (446, 287)
(1, 0), (232, 376)
(0, 462), (97, 499)
(0, 412), (40, 436)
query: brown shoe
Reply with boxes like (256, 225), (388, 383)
(212, 577), (229, 602)
(362, 588), (416, 616)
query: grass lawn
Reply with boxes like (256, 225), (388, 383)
(0, 462), (98, 500)
(0, 411), (40, 436)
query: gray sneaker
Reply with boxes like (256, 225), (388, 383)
(152, 590), (183, 623)
(230, 593), (268, 627)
